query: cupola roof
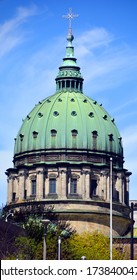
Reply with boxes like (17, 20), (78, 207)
(14, 10), (123, 166)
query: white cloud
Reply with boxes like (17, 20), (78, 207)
(122, 125), (137, 151)
(0, 5), (38, 58)
(121, 126), (137, 183)
(75, 28), (114, 56)
(74, 29), (137, 93)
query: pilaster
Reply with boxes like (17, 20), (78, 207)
(36, 168), (44, 200)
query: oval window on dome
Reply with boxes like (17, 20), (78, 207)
(47, 99), (51, 103)
(53, 111), (59, 117)
(103, 114), (107, 120)
(38, 112), (43, 118)
(93, 101), (97, 104)
(88, 112), (94, 118)
(58, 98), (62, 102)
(27, 115), (31, 120)
(70, 98), (75, 102)
(71, 111), (77, 116)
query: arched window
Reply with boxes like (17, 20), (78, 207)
(71, 80), (74, 89)
(76, 81), (79, 89)
(90, 179), (97, 197)
(49, 177), (56, 194)
(70, 178), (77, 194)
(62, 80), (65, 88)
(31, 179), (36, 196)
(12, 192), (16, 202)
(66, 80), (70, 88)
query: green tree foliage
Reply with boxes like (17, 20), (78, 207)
(6, 216), (74, 260)
(4, 213), (125, 260)
(68, 231), (125, 260)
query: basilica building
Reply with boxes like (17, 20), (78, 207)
(6, 13), (132, 236)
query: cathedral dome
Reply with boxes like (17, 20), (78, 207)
(14, 29), (123, 167)
(14, 91), (123, 158)
(6, 11), (131, 237)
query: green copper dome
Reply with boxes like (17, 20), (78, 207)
(14, 91), (122, 155)
(14, 29), (123, 165)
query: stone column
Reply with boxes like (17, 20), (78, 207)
(101, 172), (108, 201)
(14, 176), (19, 201)
(85, 171), (90, 199)
(18, 172), (25, 201)
(126, 177), (130, 205)
(26, 175), (30, 198)
(36, 168), (44, 200)
(98, 173), (104, 198)
(60, 170), (67, 199)
(56, 174), (59, 196)
(106, 173), (109, 201)
(115, 174), (122, 203)
(45, 176), (49, 197)
(7, 176), (13, 204)
(122, 178), (125, 204)
(78, 172), (82, 197)
(81, 171), (85, 199)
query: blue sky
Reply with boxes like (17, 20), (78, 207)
(0, 0), (137, 206)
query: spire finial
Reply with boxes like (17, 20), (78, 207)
(62, 8), (79, 34)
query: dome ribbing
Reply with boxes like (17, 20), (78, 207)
(14, 26), (123, 168)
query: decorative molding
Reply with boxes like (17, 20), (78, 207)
(28, 156), (41, 163)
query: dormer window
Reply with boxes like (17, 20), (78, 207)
(19, 133), (24, 141)
(19, 133), (24, 152)
(71, 129), (78, 137)
(51, 129), (57, 148)
(109, 134), (113, 141)
(71, 129), (78, 148)
(92, 130), (98, 150)
(103, 114), (107, 120)
(108, 133), (113, 151)
(51, 129), (57, 137)
(32, 131), (38, 139)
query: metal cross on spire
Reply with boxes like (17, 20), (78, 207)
(62, 8), (79, 32)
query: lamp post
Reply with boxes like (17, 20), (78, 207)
(58, 236), (61, 260)
(5, 212), (14, 222)
(41, 219), (50, 260)
(110, 157), (113, 260)
(130, 202), (134, 260)
(81, 256), (86, 260)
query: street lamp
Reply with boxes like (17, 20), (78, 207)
(81, 256), (86, 260)
(41, 219), (50, 260)
(5, 212), (14, 222)
(109, 157), (113, 260)
(58, 236), (61, 260)
(130, 202), (134, 260)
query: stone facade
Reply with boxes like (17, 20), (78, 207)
(6, 163), (131, 236)
(5, 26), (132, 237)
